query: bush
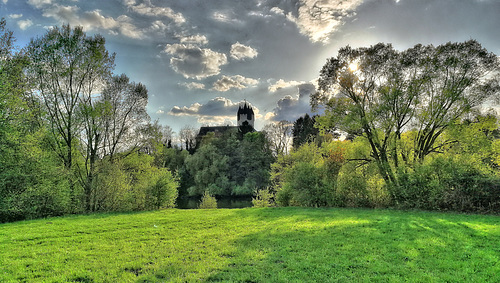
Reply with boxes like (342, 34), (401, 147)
(278, 162), (335, 207)
(336, 165), (369, 207)
(94, 160), (131, 212)
(199, 191), (217, 209)
(146, 170), (179, 209)
(394, 156), (500, 213)
(252, 188), (274, 208)
(336, 162), (391, 208)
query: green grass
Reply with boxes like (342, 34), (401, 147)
(1, 207), (499, 282)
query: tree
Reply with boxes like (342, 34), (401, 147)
(162, 125), (174, 148)
(140, 120), (166, 156)
(146, 170), (179, 209)
(263, 120), (293, 156)
(179, 125), (197, 153)
(236, 132), (274, 195)
(198, 190), (217, 209)
(413, 41), (500, 161)
(101, 74), (149, 160)
(292, 114), (319, 148)
(27, 25), (115, 208)
(184, 143), (231, 196)
(313, 41), (500, 187)
(1, 19), (70, 221)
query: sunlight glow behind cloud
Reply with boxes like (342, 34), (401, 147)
(286, 0), (364, 44)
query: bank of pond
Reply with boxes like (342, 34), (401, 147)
(176, 196), (253, 209)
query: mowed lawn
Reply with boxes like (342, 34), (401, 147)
(1, 208), (499, 282)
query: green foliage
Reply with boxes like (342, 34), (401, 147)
(199, 190), (217, 209)
(336, 161), (391, 208)
(394, 155), (500, 213)
(0, 130), (72, 222)
(146, 170), (179, 209)
(292, 114), (319, 148)
(88, 152), (179, 212)
(280, 162), (335, 207)
(252, 188), (274, 208)
(185, 143), (231, 196)
(184, 131), (273, 197)
(93, 160), (131, 212)
(274, 141), (348, 207)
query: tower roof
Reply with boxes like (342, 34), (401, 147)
(237, 102), (254, 116)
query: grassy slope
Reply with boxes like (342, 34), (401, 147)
(1, 207), (499, 282)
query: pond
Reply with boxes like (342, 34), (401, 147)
(176, 196), (253, 209)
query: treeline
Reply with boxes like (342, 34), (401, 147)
(0, 21), (179, 222)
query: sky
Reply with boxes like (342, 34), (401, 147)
(2, 0), (500, 133)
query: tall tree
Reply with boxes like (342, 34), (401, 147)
(292, 114), (319, 149)
(101, 74), (149, 160)
(27, 25), (115, 209)
(413, 41), (500, 161)
(1, 19), (70, 221)
(263, 120), (293, 156)
(313, 41), (500, 186)
(179, 125), (197, 153)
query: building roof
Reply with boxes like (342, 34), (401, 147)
(197, 126), (238, 137)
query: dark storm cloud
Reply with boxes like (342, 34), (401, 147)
(269, 83), (316, 122)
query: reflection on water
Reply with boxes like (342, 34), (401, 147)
(176, 196), (253, 209)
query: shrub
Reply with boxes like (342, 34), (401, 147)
(279, 162), (335, 207)
(336, 165), (369, 207)
(252, 188), (274, 208)
(394, 155), (500, 213)
(146, 170), (179, 209)
(366, 175), (391, 208)
(199, 191), (217, 209)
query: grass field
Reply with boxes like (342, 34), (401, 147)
(1, 207), (499, 282)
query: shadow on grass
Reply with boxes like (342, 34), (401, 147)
(202, 208), (500, 282)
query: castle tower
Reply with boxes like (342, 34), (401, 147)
(237, 101), (254, 127)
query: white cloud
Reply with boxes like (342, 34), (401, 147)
(270, 7), (285, 16)
(180, 34), (208, 46)
(169, 103), (202, 116)
(286, 0), (364, 44)
(163, 44), (228, 80)
(27, 1), (143, 39)
(212, 75), (259, 92)
(180, 82), (206, 90)
(230, 42), (258, 60)
(2, 0), (7, 4)
(212, 10), (242, 24)
(18, 19), (33, 30)
(268, 79), (305, 92)
(9, 14), (23, 19)
(149, 20), (168, 32)
(125, 1), (186, 25)
(156, 109), (165, 114)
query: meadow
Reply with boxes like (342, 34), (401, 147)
(1, 207), (499, 282)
